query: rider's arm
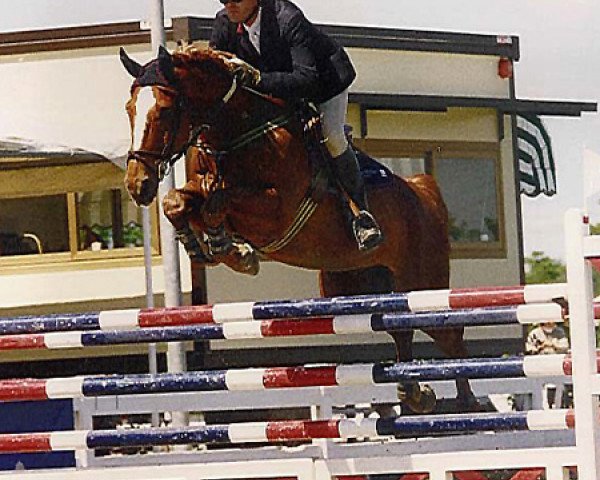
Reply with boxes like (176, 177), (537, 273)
(255, 12), (320, 100)
(209, 12), (232, 51)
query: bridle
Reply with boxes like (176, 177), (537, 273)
(127, 75), (240, 182)
(126, 64), (313, 255)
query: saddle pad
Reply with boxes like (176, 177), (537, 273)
(354, 147), (394, 187)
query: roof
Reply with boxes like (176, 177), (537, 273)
(0, 138), (117, 170)
(349, 94), (597, 117)
(182, 17), (521, 59)
(0, 17), (520, 59)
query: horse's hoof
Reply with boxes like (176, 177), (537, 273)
(227, 242), (260, 276)
(397, 383), (436, 414)
(456, 396), (483, 413)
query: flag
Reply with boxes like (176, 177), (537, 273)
(516, 114), (556, 197)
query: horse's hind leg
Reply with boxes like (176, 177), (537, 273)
(425, 327), (482, 412)
(320, 267), (425, 415)
(387, 330), (437, 414)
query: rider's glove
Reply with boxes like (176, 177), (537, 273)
(228, 58), (261, 87)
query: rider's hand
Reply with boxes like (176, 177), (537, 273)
(228, 58), (261, 87)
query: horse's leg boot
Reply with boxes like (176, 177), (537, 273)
(207, 225), (260, 276)
(175, 225), (215, 264)
(332, 147), (384, 252)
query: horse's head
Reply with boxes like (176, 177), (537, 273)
(120, 45), (242, 206)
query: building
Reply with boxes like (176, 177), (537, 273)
(0, 18), (595, 370)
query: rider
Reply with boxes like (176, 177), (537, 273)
(209, 0), (384, 251)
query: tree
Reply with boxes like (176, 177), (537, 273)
(525, 224), (600, 295)
(525, 251), (566, 285)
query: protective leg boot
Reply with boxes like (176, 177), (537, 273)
(175, 225), (214, 264)
(206, 224), (260, 276)
(332, 147), (384, 251)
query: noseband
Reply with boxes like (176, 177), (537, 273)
(127, 77), (239, 181)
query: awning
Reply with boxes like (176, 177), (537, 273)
(349, 93), (597, 117)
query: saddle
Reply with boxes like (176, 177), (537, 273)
(295, 102), (393, 205)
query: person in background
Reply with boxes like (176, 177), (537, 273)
(209, 0), (383, 252)
(525, 321), (569, 355)
(525, 321), (570, 408)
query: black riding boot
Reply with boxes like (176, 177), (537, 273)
(332, 146), (384, 251)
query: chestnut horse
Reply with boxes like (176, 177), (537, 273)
(120, 45), (479, 413)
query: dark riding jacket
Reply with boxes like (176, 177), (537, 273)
(210, 0), (356, 104)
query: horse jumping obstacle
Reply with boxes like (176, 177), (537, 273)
(0, 209), (598, 480)
(0, 303), (569, 350)
(0, 410), (576, 454)
(0, 354), (593, 402)
(0, 283), (569, 335)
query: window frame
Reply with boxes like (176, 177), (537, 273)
(0, 190), (160, 271)
(353, 138), (505, 259)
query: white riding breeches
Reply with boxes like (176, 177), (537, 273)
(319, 89), (349, 158)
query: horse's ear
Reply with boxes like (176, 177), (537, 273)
(158, 46), (177, 85)
(119, 47), (143, 78)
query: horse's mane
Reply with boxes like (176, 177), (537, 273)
(171, 45), (233, 80)
(170, 44), (287, 109)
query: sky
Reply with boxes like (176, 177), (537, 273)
(1, 0), (599, 261)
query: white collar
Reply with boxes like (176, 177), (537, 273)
(243, 7), (262, 37)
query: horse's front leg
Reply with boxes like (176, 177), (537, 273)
(200, 188), (261, 276)
(162, 184), (214, 265)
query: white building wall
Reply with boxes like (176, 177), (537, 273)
(0, 41), (520, 312)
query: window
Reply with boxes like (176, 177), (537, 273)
(354, 139), (503, 258)
(435, 155), (499, 244)
(0, 187), (159, 266)
(75, 189), (149, 252)
(0, 194), (69, 256)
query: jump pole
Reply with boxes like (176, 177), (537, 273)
(0, 354), (593, 402)
(0, 409), (575, 453)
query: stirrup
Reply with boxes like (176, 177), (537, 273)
(352, 210), (384, 252)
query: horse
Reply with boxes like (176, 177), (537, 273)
(119, 45), (480, 413)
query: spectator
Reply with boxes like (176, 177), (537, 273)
(525, 321), (570, 409)
(526, 321), (569, 355)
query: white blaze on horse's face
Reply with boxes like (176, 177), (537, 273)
(131, 87), (156, 152)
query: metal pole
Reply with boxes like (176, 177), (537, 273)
(149, 0), (188, 428)
(142, 207), (160, 428)
(564, 208), (600, 480)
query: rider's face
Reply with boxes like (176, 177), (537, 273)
(223, 0), (259, 25)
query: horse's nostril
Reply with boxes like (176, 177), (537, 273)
(139, 181), (149, 197)
(138, 179), (156, 205)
